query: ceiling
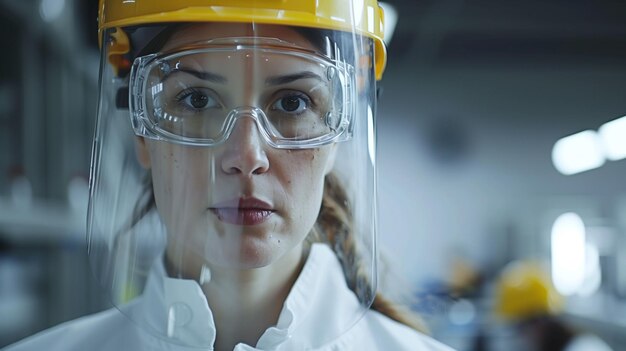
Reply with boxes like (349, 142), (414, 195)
(384, 0), (626, 66)
(18, 0), (626, 68)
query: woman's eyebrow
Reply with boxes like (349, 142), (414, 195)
(265, 71), (323, 86)
(164, 68), (228, 84)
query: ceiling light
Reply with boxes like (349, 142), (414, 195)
(39, 0), (65, 22)
(598, 115), (626, 161)
(551, 212), (586, 296)
(552, 130), (605, 175)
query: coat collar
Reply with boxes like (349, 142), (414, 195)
(131, 243), (368, 350)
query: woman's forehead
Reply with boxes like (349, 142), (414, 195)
(162, 23), (317, 51)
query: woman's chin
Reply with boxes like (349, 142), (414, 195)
(171, 224), (304, 271)
(207, 235), (292, 269)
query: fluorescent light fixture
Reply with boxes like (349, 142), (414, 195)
(552, 130), (605, 175)
(39, 0), (65, 22)
(379, 2), (398, 44)
(598, 116), (626, 161)
(551, 212), (586, 296)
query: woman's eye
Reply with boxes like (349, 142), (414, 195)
(272, 95), (309, 114)
(177, 89), (218, 110)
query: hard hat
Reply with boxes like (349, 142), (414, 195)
(89, 1), (384, 348)
(494, 260), (564, 322)
(98, 0), (387, 80)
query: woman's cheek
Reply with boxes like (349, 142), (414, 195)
(286, 149), (329, 195)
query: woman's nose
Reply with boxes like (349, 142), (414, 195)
(220, 117), (270, 176)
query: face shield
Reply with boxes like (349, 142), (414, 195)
(89, 18), (379, 348)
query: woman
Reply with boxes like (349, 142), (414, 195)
(6, 1), (453, 350)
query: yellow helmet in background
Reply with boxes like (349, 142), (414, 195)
(98, 0), (387, 80)
(494, 260), (564, 322)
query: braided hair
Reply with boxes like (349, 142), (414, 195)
(311, 173), (427, 333)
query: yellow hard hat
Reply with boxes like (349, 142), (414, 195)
(97, 0), (387, 80)
(494, 260), (564, 322)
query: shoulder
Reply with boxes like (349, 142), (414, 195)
(329, 309), (455, 351)
(3, 307), (150, 351)
(364, 309), (455, 350)
(565, 334), (614, 351)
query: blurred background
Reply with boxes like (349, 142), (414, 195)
(1, 0), (626, 350)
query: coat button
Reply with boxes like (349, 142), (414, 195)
(167, 302), (193, 337)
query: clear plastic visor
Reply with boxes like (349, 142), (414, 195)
(89, 23), (377, 349)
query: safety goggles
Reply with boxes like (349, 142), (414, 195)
(129, 37), (356, 149)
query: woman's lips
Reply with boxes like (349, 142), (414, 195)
(211, 208), (274, 225)
(209, 198), (275, 225)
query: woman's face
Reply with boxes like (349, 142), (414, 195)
(136, 23), (337, 270)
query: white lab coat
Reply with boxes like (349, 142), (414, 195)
(565, 334), (614, 351)
(5, 244), (454, 351)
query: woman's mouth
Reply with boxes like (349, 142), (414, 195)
(209, 198), (275, 225)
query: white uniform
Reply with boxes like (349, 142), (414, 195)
(5, 244), (454, 351)
(565, 334), (614, 351)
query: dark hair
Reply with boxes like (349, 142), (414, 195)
(520, 315), (576, 351)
